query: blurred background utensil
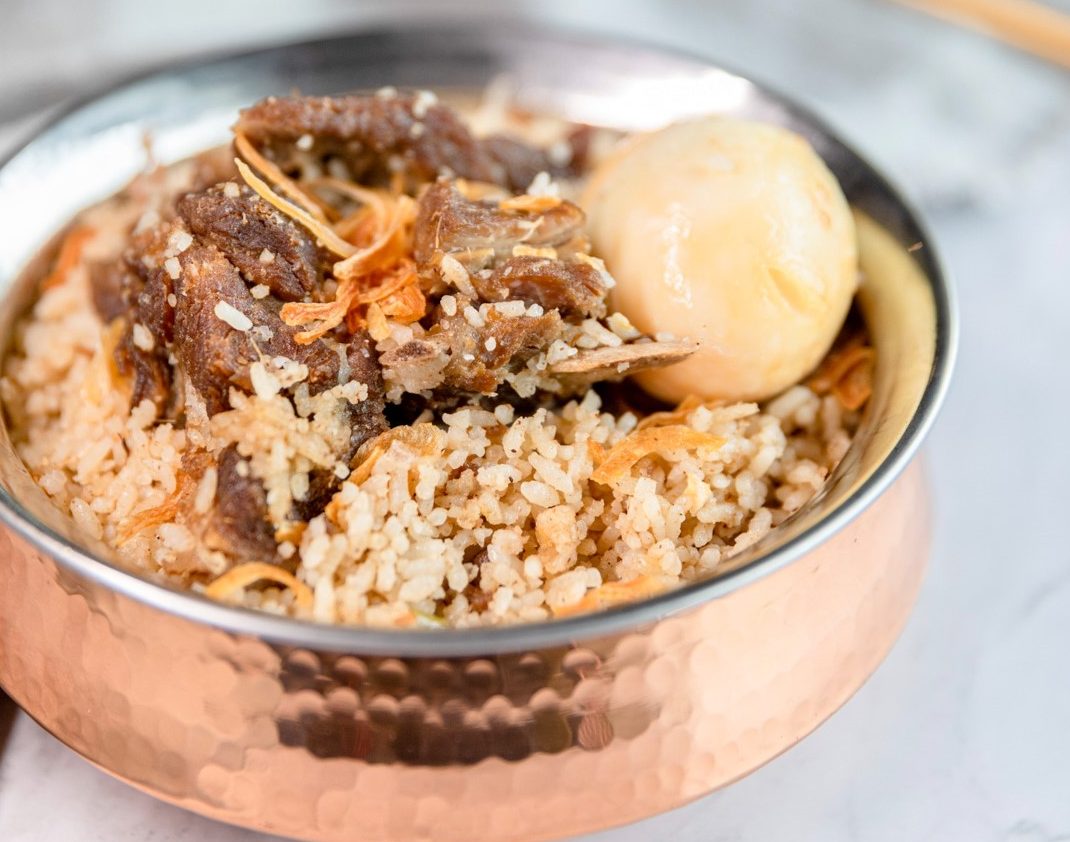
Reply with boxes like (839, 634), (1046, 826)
(892, 0), (1070, 69)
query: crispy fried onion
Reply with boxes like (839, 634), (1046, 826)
(636, 395), (719, 431)
(354, 279), (425, 328)
(499, 193), (563, 213)
(41, 226), (95, 290)
(349, 423), (444, 485)
(274, 521), (306, 546)
(325, 424), (445, 525)
(306, 178), (414, 275)
(84, 317), (126, 405)
(591, 426), (726, 486)
(808, 333), (874, 411)
(280, 259), (423, 343)
(235, 158), (357, 258)
(234, 131), (331, 222)
(235, 159), (425, 343)
(271, 178), (421, 343)
(587, 439), (607, 467)
(308, 178), (388, 235)
(553, 575), (667, 617)
(332, 196), (414, 279)
(335, 206), (379, 241)
(204, 562), (313, 610)
(453, 178), (508, 202)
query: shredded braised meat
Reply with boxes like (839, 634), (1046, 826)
(235, 93), (581, 192)
(83, 91), (696, 571)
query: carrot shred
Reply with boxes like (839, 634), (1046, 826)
(116, 474), (193, 545)
(553, 575), (666, 617)
(204, 562), (313, 610)
(41, 226), (94, 290)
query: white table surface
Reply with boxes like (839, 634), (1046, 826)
(1, 1), (1069, 840)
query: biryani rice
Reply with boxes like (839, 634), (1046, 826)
(3, 237), (857, 626)
(0, 120), (864, 629)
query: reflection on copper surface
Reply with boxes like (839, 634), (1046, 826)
(0, 466), (929, 841)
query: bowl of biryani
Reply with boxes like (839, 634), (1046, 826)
(0, 24), (954, 842)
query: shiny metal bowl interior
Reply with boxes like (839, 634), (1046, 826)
(0, 24), (955, 657)
(0, 24), (956, 842)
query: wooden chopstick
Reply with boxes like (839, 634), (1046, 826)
(892, 0), (1070, 69)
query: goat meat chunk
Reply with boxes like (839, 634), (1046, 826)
(236, 94), (577, 192)
(413, 181), (584, 271)
(177, 184), (327, 302)
(171, 236), (338, 414)
(207, 444), (277, 560)
(476, 255), (606, 319)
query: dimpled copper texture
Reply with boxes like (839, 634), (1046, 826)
(0, 25), (955, 842)
(0, 465), (930, 841)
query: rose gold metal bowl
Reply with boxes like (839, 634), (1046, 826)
(0, 24), (955, 842)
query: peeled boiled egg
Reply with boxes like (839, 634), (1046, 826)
(583, 116), (858, 404)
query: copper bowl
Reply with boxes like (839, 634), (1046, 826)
(0, 24), (955, 842)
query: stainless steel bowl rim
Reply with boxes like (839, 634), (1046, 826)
(0, 22), (957, 656)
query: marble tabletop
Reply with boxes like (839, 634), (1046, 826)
(1, 0), (1069, 839)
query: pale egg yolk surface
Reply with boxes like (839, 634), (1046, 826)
(583, 117), (858, 404)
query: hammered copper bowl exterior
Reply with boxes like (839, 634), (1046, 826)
(0, 466), (928, 841)
(0, 26), (954, 842)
